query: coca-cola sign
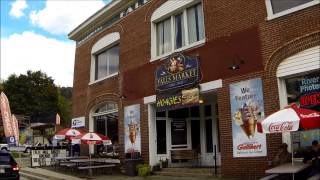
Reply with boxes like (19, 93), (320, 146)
(269, 122), (294, 132)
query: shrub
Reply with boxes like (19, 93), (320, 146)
(136, 164), (151, 177)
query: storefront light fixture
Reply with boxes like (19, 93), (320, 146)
(119, 95), (127, 99)
(199, 99), (204, 104)
(228, 55), (245, 70)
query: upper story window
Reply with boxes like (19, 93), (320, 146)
(90, 32), (120, 84)
(151, 1), (205, 60)
(265, 0), (319, 20)
(94, 45), (119, 80)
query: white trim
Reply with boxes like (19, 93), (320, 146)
(91, 32), (120, 54)
(265, 0), (319, 20)
(151, 0), (196, 22)
(69, 0), (121, 38)
(200, 79), (223, 93)
(90, 33), (120, 83)
(150, 39), (205, 62)
(276, 46), (320, 78)
(150, 0), (205, 61)
(89, 73), (119, 85)
(144, 95), (156, 104)
(143, 79), (223, 104)
(276, 46), (320, 153)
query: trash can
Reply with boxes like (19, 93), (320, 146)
(124, 158), (143, 176)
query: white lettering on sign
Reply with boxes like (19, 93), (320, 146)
(269, 122), (294, 132)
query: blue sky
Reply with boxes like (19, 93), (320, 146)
(1, 0), (111, 87)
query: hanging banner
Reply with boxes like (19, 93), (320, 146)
(124, 104), (141, 154)
(156, 88), (199, 112)
(155, 53), (200, 92)
(0, 92), (16, 145)
(11, 114), (19, 146)
(230, 78), (267, 157)
(71, 117), (85, 128)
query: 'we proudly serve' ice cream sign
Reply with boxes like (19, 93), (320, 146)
(230, 78), (267, 157)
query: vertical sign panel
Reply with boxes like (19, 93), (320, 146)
(124, 104), (141, 154)
(230, 78), (267, 157)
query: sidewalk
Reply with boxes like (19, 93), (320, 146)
(21, 167), (85, 180)
(20, 167), (233, 180)
(93, 175), (227, 180)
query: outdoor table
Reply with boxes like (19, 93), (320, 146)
(70, 158), (118, 176)
(265, 162), (311, 180)
(93, 158), (120, 164)
(54, 156), (88, 168)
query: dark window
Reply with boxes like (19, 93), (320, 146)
(270, 0), (313, 14)
(107, 113), (118, 144)
(206, 119), (213, 153)
(204, 105), (212, 116)
(174, 13), (185, 49)
(156, 111), (166, 117)
(190, 106), (200, 117)
(168, 108), (189, 118)
(0, 154), (14, 163)
(95, 118), (106, 135)
(156, 120), (167, 154)
(191, 120), (200, 153)
(171, 119), (187, 145)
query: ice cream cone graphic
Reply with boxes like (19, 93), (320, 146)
(234, 102), (260, 139)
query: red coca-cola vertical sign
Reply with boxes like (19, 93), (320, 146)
(0, 92), (16, 145)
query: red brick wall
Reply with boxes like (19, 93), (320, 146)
(72, 0), (320, 179)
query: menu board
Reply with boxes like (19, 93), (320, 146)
(31, 149), (67, 167)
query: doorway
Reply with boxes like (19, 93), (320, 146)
(150, 93), (220, 167)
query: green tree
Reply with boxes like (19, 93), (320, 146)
(2, 70), (71, 127)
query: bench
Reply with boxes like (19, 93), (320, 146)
(171, 150), (199, 165)
(78, 164), (116, 175)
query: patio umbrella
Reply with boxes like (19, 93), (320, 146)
(257, 103), (320, 165)
(72, 132), (112, 145)
(72, 132), (112, 159)
(54, 128), (87, 141)
(257, 104), (320, 133)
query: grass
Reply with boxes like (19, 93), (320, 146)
(10, 151), (31, 158)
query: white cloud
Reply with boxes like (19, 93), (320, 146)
(9, 0), (28, 18)
(29, 0), (106, 35)
(1, 32), (75, 87)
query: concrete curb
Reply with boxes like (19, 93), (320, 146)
(20, 168), (83, 180)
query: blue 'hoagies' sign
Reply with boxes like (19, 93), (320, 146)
(155, 54), (200, 92)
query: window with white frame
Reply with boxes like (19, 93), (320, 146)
(154, 2), (205, 57)
(94, 45), (119, 81)
(265, 0), (319, 20)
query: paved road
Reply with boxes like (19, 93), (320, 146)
(21, 176), (31, 180)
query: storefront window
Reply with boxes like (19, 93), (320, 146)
(285, 71), (320, 111)
(191, 120), (200, 153)
(171, 119), (187, 147)
(190, 106), (200, 117)
(93, 102), (119, 145)
(205, 119), (213, 153)
(156, 120), (166, 154)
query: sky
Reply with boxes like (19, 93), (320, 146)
(1, 0), (112, 87)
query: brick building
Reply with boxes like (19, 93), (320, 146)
(68, 0), (320, 179)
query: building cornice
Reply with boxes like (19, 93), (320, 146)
(68, 0), (151, 44)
